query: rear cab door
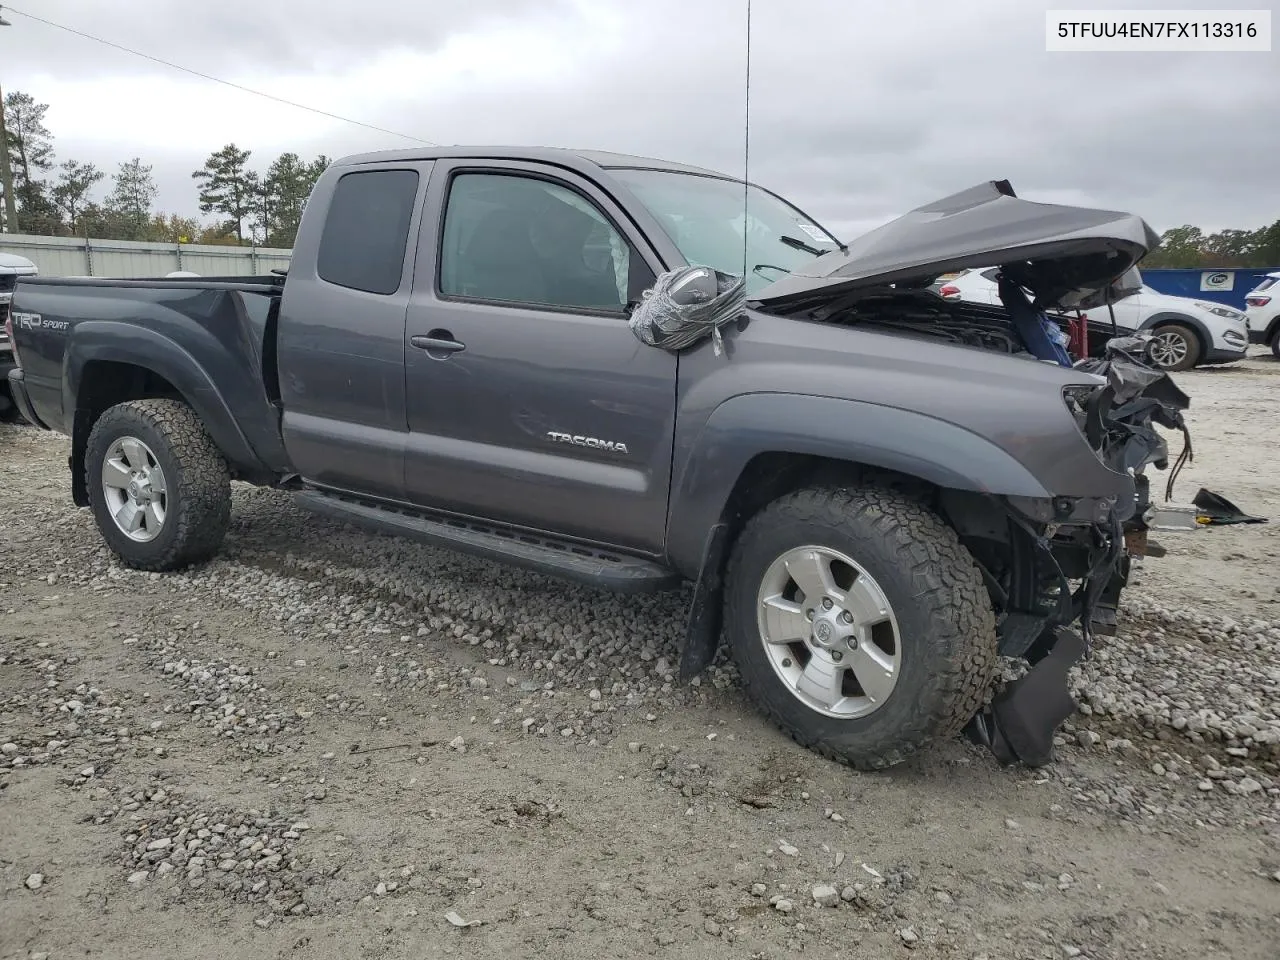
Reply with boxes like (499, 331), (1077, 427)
(401, 158), (678, 554)
(275, 160), (435, 501)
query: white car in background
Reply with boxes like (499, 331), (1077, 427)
(1, 252), (39, 421)
(937, 266), (1250, 371)
(1244, 270), (1280, 358)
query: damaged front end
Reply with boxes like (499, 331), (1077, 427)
(746, 178), (1195, 767)
(953, 336), (1192, 767)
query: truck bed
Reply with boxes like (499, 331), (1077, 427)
(8, 273), (291, 486)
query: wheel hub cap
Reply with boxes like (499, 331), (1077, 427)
(755, 545), (902, 719)
(101, 436), (168, 543)
(810, 610), (855, 651)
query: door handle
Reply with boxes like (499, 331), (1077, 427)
(410, 330), (466, 358)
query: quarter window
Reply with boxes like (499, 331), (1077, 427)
(439, 172), (630, 311)
(317, 169), (420, 295)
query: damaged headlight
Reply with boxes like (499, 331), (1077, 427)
(1062, 384), (1094, 431)
(1061, 383), (1109, 452)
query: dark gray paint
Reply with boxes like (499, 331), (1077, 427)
(10, 145), (1150, 583)
(663, 310), (1134, 574)
(755, 180), (1160, 310)
(401, 158), (675, 552)
(275, 159), (436, 500)
(8, 279), (287, 476)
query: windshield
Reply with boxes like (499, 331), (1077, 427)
(611, 168), (841, 296)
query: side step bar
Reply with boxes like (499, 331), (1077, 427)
(294, 490), (681, 594)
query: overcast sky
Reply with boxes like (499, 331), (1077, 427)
(2, 0), (1276, 241)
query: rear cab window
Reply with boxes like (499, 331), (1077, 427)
(317, 169), (420, 295)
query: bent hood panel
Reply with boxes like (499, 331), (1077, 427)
(754, 180), (1159, 310)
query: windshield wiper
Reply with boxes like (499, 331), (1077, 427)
(779, 234), (826, 257)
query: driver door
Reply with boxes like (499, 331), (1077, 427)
(401, 160), (678, 553)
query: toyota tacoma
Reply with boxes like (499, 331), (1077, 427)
(6, 147), (1189, 770)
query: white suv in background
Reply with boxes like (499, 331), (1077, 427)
(1, 252), (39, 421)
(937, 266), (1250, 371)
(1244, 271), (1280, 358)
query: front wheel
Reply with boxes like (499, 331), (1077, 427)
(723, 486), (998, 770)
(1148, 323), (1202, 371)
(85, 398), (231, 571)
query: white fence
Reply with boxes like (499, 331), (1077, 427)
(0, 233), (292, 278)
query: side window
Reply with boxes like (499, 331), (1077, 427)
(440, 172), (630, 311)
(317, 169), (419, 295)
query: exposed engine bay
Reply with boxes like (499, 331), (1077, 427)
(820, 290), (1030, 354)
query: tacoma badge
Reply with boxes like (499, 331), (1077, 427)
(546, 431), (629, 455)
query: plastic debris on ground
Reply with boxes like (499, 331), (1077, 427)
(1192, 488), (1269, 525)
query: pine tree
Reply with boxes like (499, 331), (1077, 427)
(192, 143), (255, 244)
(51, 159), (105, 233)
(3, 90), (60, 234)
(107, 158), (158, 241)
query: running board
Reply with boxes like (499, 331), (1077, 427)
(294, 490), (681, 594)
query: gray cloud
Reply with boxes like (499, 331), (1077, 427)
(2, 0), (1275, 241)
(3, 0), (585, 77)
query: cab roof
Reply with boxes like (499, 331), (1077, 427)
(332, 145), (735, 181)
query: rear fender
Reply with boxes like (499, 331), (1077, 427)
(66, 322), (266, 486)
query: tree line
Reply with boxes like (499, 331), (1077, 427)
(1141, 222), (1280, 270)
(4, 88), (1278, 261)
(1, 89), (327, 247)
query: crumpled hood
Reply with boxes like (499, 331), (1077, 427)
(754, 179), (1159, 312)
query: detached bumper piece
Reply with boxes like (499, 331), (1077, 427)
(964, 627), (1086, 767)
(965, 498), (1124, 766)
(1191, 488), (1269, 526)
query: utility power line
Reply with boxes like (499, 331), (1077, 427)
(1, 4), (437, 145)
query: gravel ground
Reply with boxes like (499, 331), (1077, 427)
(2, 350), (1279, 960)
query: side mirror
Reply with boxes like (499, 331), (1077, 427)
(666, 265), (720, 306)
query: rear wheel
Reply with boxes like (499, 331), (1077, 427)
(723, 486), (998, 770)
(1270, 326), (1280, 360)
(85, 398), (231, 571)
(1148, 323), (1201, 371)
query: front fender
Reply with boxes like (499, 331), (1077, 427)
(66, 321), (265, 475)
(664, 392), (1051, 575)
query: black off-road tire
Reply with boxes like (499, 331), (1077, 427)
(1270, 327), (1280, 360)
(85, 398), (231, 571)
(1150, 322), (1202, 371)
(723, 486), (998, 771)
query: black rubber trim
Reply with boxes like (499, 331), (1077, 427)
(5, 367), (47, 428)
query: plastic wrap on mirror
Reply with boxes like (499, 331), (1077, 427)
(627, 266), (746, 356)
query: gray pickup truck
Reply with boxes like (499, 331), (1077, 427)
(6, 146), (1188, 771)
